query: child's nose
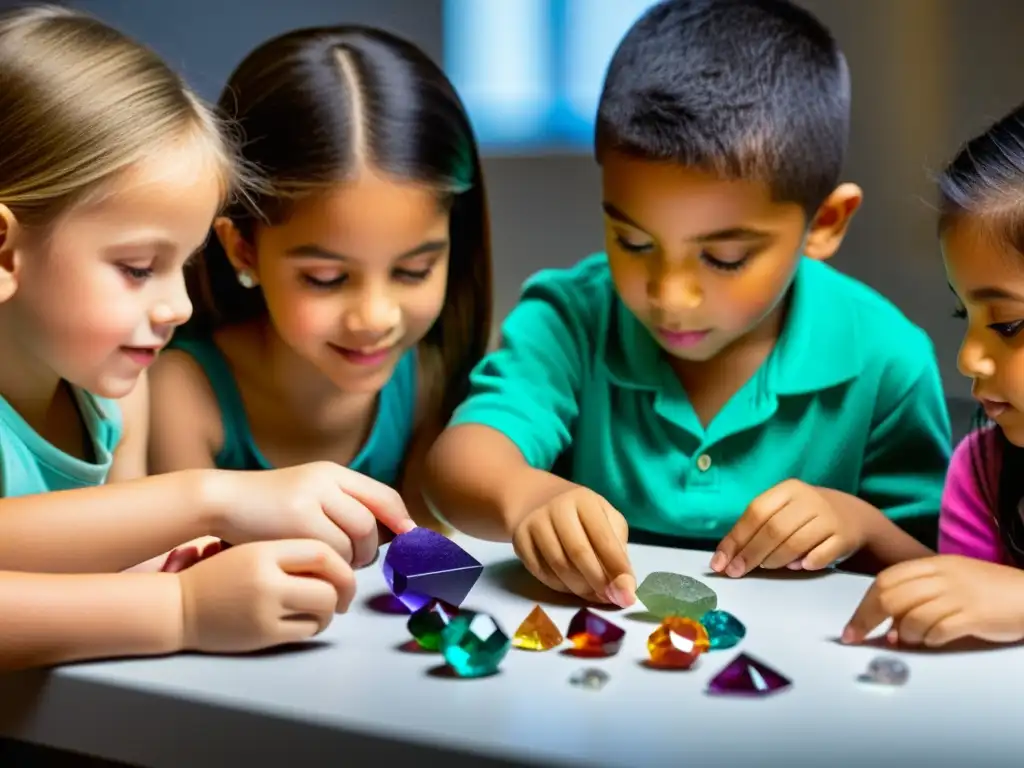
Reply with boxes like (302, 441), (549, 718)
(957, 335), (996, 379)
(648, 270), (702, 311)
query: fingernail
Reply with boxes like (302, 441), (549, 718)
(710, 551), (726, 571)
(886, 629), (899, 646)
(609, 575), (636, 607)
(787, 560), (803, 570)
(726, 557), (745, 577)
(841, 626), (855, 644)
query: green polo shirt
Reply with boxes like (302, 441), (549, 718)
(448, 253), (951, 541)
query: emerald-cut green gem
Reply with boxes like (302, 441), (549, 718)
(636, 572), (717, 619)
(700, 610), (746, 649)
(439, 611), (511, 677)
(407, 599), (458, 650)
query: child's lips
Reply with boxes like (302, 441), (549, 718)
(978, 397), (1011, 419)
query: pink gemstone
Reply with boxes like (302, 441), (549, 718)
(706, 652), (791, 696)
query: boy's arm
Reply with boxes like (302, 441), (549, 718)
(0, 571), (182, 671)
(424, 278), (591, 540)
(847, 340), (952, 567)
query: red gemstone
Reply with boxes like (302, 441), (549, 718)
(566, 608), (625, 657)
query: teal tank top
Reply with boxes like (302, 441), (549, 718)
(0, 386), (123, 498)
(169, 335), (417, 487)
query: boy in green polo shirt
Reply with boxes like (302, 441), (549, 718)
(424, 0), (951, 607)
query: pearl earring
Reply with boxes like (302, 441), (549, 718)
(237, 269), (257, 289)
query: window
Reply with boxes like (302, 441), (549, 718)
(443, 0), (657, 153)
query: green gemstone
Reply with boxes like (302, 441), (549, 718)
(636, 572), (717, 619)
(440, 611), (511, 677)
(407, 599), (458, 650)
(700, 609), (746, 649)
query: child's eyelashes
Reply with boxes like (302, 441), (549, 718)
(118, 263), (154, 282)
(989, 319), (1024, 338)
(951, 305), (1024, 338)
(614, 235), (654, 255)
(300, 266), (434, 290)
(394, 267), (433, 283)
(614, 235), (751, 271)
(701, 251), (750, 272)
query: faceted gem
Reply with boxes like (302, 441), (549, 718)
(647, 617), (710, 669)
(406, 599), (459, 651)
(512, 605), (564, 651)
(382, 527), (483, 611)
(569, 668), (610, 690)
(706, 652), (791, 696)
(700, 610), (746, 650)
(566, 608), (625, 656)
(860, 655), (909, 686)
(636, 571), (717, 619)
(439, 611), (511, 677)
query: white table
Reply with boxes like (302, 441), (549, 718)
(0, 536), (1019, 767)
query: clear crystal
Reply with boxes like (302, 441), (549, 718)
(860, 655), (909, 686)
(569, 667), (610, 690)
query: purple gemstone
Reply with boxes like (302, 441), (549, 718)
(706, 652), (791, 696)
(382, 528), (483, 611)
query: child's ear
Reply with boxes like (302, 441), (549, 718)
(0, 204), (22, 303)
(213, 217), (259, 286)
(803, 183), (863, 261)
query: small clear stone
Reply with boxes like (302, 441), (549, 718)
(862, 655), (909, 685)
(569, 667), (610, 690)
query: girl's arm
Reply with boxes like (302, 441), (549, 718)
(106, 370), (150, 483)
(0, 470), (224, 573)
(147, 349), (222, 475)
(0, 570), (182, 671)
(109, 368), (218, 572)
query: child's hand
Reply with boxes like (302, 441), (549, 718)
(710, 480), (867, 577)
(511, 487), (636, 607)
(177, 539), (355, 654)
(208, 462), (415, 568)
(842, 555), (1024, 647)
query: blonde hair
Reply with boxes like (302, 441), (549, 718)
(0, 5), (238, 228)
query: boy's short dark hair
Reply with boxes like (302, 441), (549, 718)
(596, 0), (850, 217)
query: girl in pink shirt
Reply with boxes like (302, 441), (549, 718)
(843, 102), (1024, 648)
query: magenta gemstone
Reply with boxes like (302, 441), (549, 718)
(706, 652), (791, 696)
(382, 528), (483, 611)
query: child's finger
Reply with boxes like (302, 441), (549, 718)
(550, 505), (612, 602)
(842, 581), (888, 643)
(842, 573), (942, 643)
(894, 598), (957, 647)
(711, 481), (796, 572)
(922, 610), (968, 648)
(799, 532), (846, 570)
(760, 518), (832, 570)
(726, 502), (813, 577)
(513, 520), (573, 596)
(535, 519), (594, 599)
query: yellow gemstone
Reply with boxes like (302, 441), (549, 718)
(512, 605), (564, 651)
(647, 617), (710, 669)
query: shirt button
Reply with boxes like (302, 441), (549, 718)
(696, 454), (712, 472)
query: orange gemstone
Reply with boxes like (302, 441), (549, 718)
(647, 617), (710, 669)
(513, 605), (564, 651)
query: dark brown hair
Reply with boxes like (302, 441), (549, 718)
(184, 25), (492, 424)
(937, 102), (1024, 566)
